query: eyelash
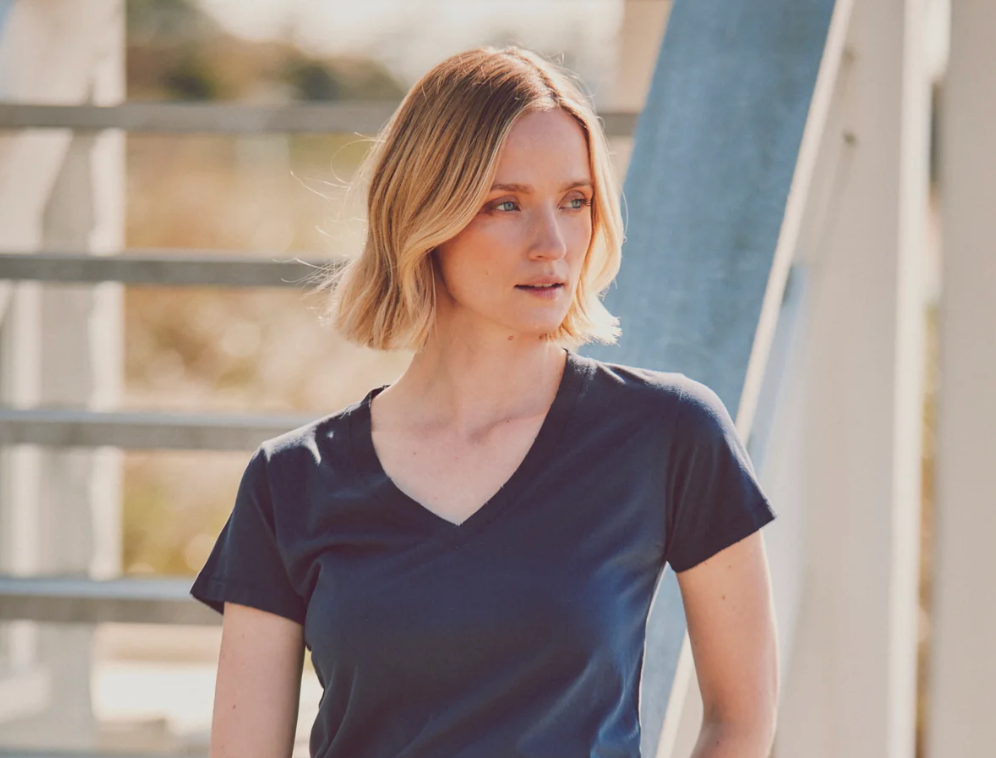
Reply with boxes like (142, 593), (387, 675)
(490, 196), (593, 213)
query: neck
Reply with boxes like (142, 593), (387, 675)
(383, 336), (568, 433)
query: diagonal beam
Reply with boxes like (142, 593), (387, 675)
(581, 1), (840, 755)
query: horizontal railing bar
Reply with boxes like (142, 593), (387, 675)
(0, 753), (193, 758)
(0, 102), (640, 138)
(0, 575), (218, 626)
(0, 408), (317, 451)
(0, 100), (397, 134)
(0, 250), (341, 287)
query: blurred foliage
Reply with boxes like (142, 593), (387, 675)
(122, 128), (411, 575)
(127, 0), (220, 47)
(284, 60), (341, 102)
(122, 0), (411, 577)
(122, 451), (244, 576)
(161, 52), (219, 100)
(126, 0), (404, 103)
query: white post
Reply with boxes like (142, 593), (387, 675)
(770, 0), (930, 755)
(608, 0), (671, 182)
(928, 0), (996, 755)
(0, 0), (124, 746)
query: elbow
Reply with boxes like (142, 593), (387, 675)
(700, 703), (778, 758)
(703, 668), (779, 755)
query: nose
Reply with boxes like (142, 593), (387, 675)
(528, 204), (568, 261)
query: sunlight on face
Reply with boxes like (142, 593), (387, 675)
(433, 108), (594, 341)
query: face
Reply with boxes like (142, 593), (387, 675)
(432, 108), (594, 341)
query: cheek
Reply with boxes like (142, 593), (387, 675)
(567, 218), (594, 262)
(445, 259), (494, 293)
(437, 224), (516, 286)
(577, 208), (595, 237)
(468, 218), (527, 255)
(435, 249), (492, 301)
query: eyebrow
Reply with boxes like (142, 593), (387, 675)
(489, 179), (594, 194)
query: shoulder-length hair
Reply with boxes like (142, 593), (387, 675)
(316, 45), (625, 351)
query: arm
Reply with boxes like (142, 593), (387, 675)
(675, 530), (779, 758)
(209, 601), (306, 758)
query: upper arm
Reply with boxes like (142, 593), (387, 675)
(675, 530), (779, 733)
(210, 601), (306, 758)
(660, 376), (779, 733)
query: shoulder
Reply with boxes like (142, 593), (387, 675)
(252, 395), (365, 480)
(577, 353), (729, 430)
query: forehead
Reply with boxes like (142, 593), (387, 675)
(492, 109), (591, 183)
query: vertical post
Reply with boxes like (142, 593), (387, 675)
(928, 0), (996, 755)
(607, 0), (671, 182)
(0, 0), (124, 746)
(607, 5), (674, 752)
(772, 0), (930, 755)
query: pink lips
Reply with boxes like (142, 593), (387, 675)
(517, 275), (564, 287)
(515, 282), (564, 298)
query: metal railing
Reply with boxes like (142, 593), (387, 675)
(0, 250), (338, 288)
(0, 576), (217, 626)
(0, 246), (327, 620)
(0, 407), (317, 450)
(0, 101), (640, 138)
(0, 751), (181, 758)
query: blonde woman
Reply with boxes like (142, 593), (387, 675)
(192, 46), (779, 758)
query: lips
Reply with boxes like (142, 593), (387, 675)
(515, 283), (563, 290)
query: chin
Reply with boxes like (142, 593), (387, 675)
(486, 306), (569, 339)
(509, 320), (566, 339)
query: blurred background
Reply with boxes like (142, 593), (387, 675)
(1, 0), (991, 757)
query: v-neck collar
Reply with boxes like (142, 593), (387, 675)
(348, 348), (590, 546)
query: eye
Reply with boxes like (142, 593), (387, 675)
(568, 195), (593, 210)
(493, 200), (518, 213)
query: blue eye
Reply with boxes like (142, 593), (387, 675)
(488, 196), (592, 214)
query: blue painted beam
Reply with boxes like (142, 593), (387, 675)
(0, 0), (16, 98)
(580, 1), (837, 754)
(586, 0), (835, 415)
(0, 0), (12, 36)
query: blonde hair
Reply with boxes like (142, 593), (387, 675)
(316, 45), (625, 351)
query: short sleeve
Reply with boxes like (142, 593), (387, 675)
(663, 379), (777, 573)
(190, 447), (307, 624)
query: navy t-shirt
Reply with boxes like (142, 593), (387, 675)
(190, 349), (776, 757)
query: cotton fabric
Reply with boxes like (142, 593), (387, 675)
(190, 349), (777, 757)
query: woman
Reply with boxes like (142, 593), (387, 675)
(191, 45), (779, 758)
